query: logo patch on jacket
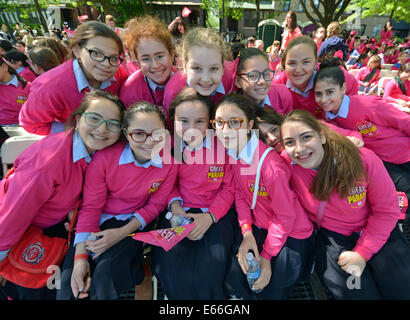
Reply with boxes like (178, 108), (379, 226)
(347, 185), (366, 208)
(148, 179), (163, 194)
(355, 121), (378, 137)
(207, 165), (224, 182)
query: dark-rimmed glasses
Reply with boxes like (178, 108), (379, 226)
(82, 47), (123, 67)
(125, 128), (167, 143)
(238, 69), (274, 83)
(210, 119), (247, 130)
(81, 112), (123, 133)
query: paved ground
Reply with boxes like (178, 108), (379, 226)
(120, 222), (410, 301)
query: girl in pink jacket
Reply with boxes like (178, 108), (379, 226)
(59, 102), (177, 300)
(0, 56), (31, 126)
(213, 94), (314, 299)
(19, 21), (126, 136)
(234, 47), (293, 115)
(314, 65), (410, 221)
(162, 27), (235, 123)
(0, 90), (125, 300)
(281, 109), (410, 299)
(383, 62), (410, 113)
(119, 16), (175, 108)
(355, 54), (382, 94)
(151, 88), (236, 299)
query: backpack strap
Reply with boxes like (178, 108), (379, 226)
(251, 147), (274, 210)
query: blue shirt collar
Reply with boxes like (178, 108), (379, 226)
(145, 76), (165, 92)
(2, 75), (19, 88)
(73, 130), (92, 163)
(261, 94), (271, 107)
(227, 131), (259, 165)
(326, 95), (350, 120)
(119, 143), (163, 168)
(186, 78), (226, 96)
(73, 59), (115, 92)
(180, 131), (212, 153)
(16, 66), (25, 74)
(286, 71), (316, 97)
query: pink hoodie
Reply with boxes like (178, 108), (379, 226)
(0, 77), (31, 124)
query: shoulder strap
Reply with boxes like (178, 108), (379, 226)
(251, 147), (273, 210)
(395, 76), (407, 95)
(315, 201), (327, 229)
(362, 68), (377, 83)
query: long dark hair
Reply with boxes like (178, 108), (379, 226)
(0, 54), (27, 88)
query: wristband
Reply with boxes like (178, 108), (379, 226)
(74, 253), (89, 262)
(241, 223), (252, 235)
(208, 212), (217, 223)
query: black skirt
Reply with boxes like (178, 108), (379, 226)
(224, 224), (315, 300)
(150, 207), (236, 300)
(57, 217), (145, 300)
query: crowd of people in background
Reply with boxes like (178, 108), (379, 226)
(0, 9), (409, 301)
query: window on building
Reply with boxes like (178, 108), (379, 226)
(282, 0), (291, 12)
(298, 0), (306, 12)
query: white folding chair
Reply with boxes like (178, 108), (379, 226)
(377, 76), (394, 96)
(0, 135), (44, 175)
(383, 64), (393, 70)
(380, 69), (398, 78)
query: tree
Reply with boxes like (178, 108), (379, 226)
(297, 0), (353, 27)
(344, 0), (410, 24)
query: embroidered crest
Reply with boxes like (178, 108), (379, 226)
(22, 241), (45, 264)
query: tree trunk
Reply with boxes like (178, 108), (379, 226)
(388, 0), (399, 21)
(33, 0), (48, 31)
(255, 0), (260, 35)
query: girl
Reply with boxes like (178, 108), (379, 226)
(317, 22), (348, 61)
(348, 53), (367, 70)
(0, 90), (124, 300)
(272, 36), (359, 118)
(213, 93), (314, 299)
(314, 65), (410, 219)
(119, 15), (175, 108)
(34, 37), (69, 64)
(150, 87), (236, 299)
(356, 54), (382, 94)
(162, 27), (235, 122)
(0, 55), (31, 125)
(280, 11), (302, 53)
(27, 47), (61, 75)
(268, 41), (281, 72)
(280, 109), (410, 299)
(235, 47), (293, 114)
(4, 49), (37, 82)
(313, 27), (326, 53)
(19, 21), (127, 136)
(380, 21), (393, 46)
(383, 62), (410, 113)
(58, 102), (177, 300)
(391, 50), (409, 71)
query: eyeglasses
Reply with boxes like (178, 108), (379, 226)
(82, 47), (123, 67)
(238, 69), (274, 83)
(125, 128), (167, 143)
(81, 112), (123, 133)
(210, 119), (247, 130)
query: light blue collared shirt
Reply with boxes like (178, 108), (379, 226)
(1, 75), (19, 87)
(72, 130), (92, 164)
(72, 59), (116, 92)
(119, 142), (163, 169)
(260, 94), (271, 107)
(286, 71), (316, 98)
(145, 76), (165, 93)
(227, 131), (259, 166)
(16, 66), (25, 74)
(325, 95), (350, 120)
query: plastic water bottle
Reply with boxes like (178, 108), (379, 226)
(246, 252), (262, 293)
(165, 212), (192, 228)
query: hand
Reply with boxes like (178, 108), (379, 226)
(346, 136), (364, 148)
(0, 275), (7, 286)
(252, 257), (272, 292)
(64, 209), (76, 232)
(86, 229), (123, 258)
(170, 201), (187, 217)
(185, 213), (213, 241)
(237, 231), (259, 274)
(71, 259), (91, 299)
(338, 251), (367, 277)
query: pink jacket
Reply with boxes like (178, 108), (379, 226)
(283, 147), (402, 261)
(19, 59), (123, 135)
(281, 27), (303, 51)
(0, 77), (31, 125)
(167, 134), (234, 221)
(75, 141), (178, 233)
(19, 67), (37, 83)
(0, 130), (88, 252)
(383, 78), (410, 103)
(232, 138), (313, 260)
(326, 95), (410, 164)
(356, 67), (380, 86)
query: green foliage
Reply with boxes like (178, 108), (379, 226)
(346, 0), (410, 23)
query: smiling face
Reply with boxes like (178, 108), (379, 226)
(185, 46), (224, 96)
(72, 36), (120, 88)
(257, 122), (281, 151)
(314, 79), (346, 115)
(125, 112), (166, 163)
(235, 55), (271, 105)
(214, 103), (253, 154)
(285, 43), (317, 92)
(281, 120), (325, 170)
(76, 98), (122, 154)
(174, 100), (210, 149)
(136, 37), (174, 86)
